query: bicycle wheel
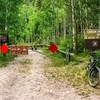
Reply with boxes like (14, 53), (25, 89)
(88, 67), (99, 87)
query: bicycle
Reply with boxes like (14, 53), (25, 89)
(87, 52), (100, 87)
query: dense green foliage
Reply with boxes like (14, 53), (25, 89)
(0, 51), (15, 67)
(0, 0), (99, 50)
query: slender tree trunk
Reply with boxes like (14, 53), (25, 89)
(5, 1), (9, 44)
(85, 0), (88, 29)
(79, 0), (83, 33)
(63, 16), (66, 40)
(99, 14), (100, 30)
(71, 0), (76, 51)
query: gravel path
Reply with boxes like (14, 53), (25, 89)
(0, 50), (100, 100)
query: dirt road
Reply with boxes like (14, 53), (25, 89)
(0, 50), (99, 100)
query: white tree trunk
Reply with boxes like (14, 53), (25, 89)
(63, 16), (66, 40)
(99, 14), (100, 30)
(71, 0), (76, 50)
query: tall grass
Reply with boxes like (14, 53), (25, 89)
(0, 51), (15, 67)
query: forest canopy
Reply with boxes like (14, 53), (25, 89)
(0, 0), (99, 51)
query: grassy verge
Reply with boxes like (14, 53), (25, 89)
(43, 48), (100, 96)
(0, 52), (15, 67)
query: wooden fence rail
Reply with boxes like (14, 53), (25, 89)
(8, 44), (74, 63)
(32, 44), (74, 62)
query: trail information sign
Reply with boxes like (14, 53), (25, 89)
(84, 29), (100, 50)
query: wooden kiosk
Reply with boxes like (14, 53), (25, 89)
(84, 29), (100, 50)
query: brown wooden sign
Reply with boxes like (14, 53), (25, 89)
(9, 45), (28, 55)
(84, 29), (100, 39)
(0, 36), (6, 43)
(85, 39), (100, 50)
(84, 29), (100, 50)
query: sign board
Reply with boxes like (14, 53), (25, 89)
(0, 36), (6, 43)
(84, 29), (100, 39)
(84, 29), (100, 50)
(85, 39), (100, 50)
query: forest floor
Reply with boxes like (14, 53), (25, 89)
(0, 50), (100, 100)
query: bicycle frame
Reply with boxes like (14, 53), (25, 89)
(88, 52), (100, 87)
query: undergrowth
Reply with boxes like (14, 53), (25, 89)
(0, 52), (15, 67)
(43, 48), (100, 96)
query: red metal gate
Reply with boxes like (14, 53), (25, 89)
(9, 45), (28, 55)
